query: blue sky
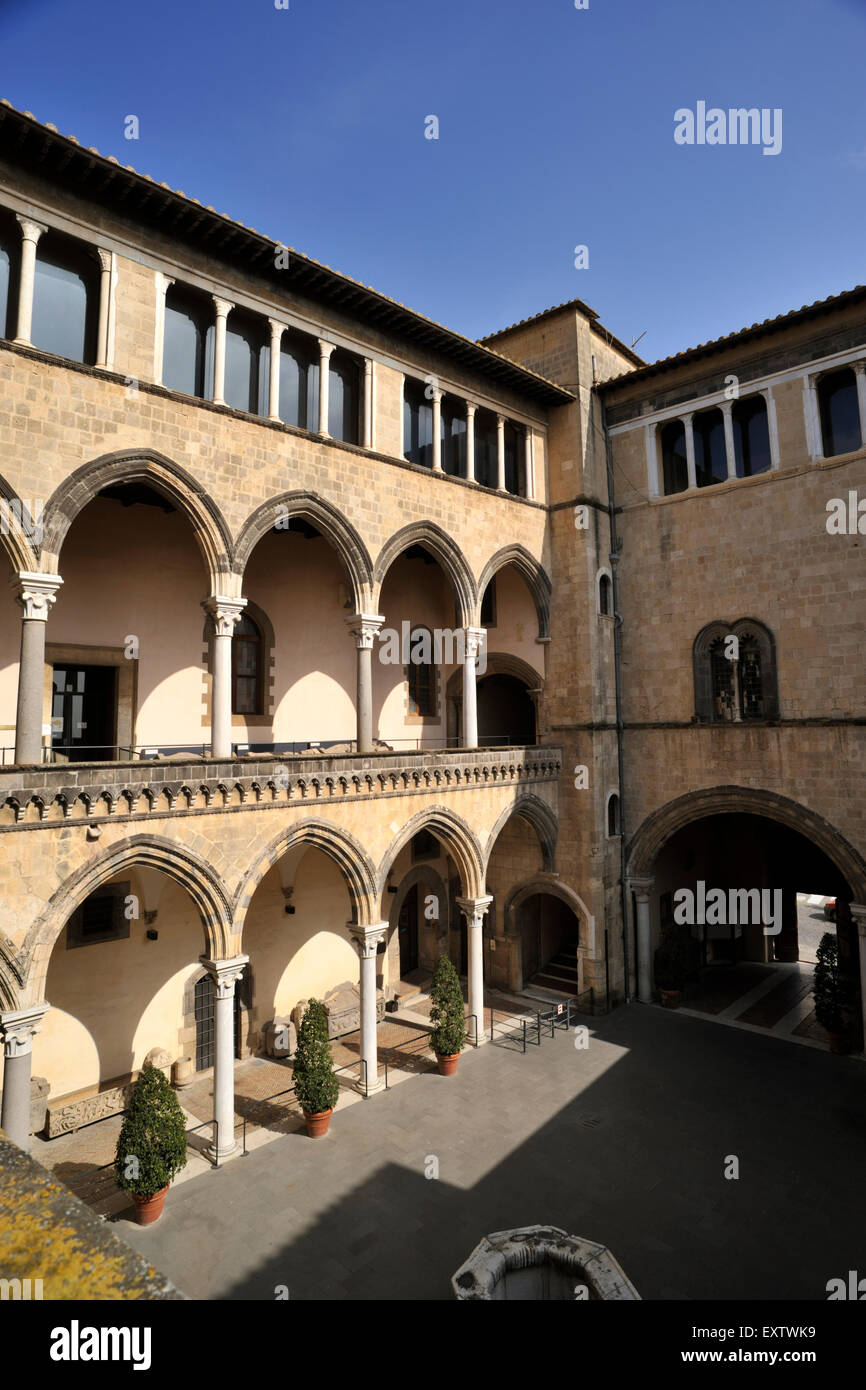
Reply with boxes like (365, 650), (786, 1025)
(1, 0), (865, 364)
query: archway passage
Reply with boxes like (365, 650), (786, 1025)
(517, 893), (581, 994)
(477, 673), (536, 746)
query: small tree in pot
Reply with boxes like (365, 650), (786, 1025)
(430, 954), (466, 1075)
(814, 933), (853, 1053)
(293, 998), (340, 1136)
(654, 925), (690, 1008)
(114, 1061), (188, 1225)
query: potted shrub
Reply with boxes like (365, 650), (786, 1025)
(429, 954), (467, 1075)
(293, 998), (340, 1136)
(654, 925), (689, 1008)
(114, 1061), (187, 1225)
(814, 932), (853, 1054)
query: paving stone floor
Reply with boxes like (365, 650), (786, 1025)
(117, 1003), (866, 1301)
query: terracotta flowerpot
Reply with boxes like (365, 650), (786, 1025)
(659, 989), (681, 1010)
(436, 1052), (460, 1077)
(304, 1107), (333, 1138)
(131, 1186), (169, 1226)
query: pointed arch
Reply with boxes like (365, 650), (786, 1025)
(485, 794), (558, 873)
(378, 805), (485, 899)
(373, 522), (476, 627)
(477, 544), (551, 638)
(235, 818), (379, 934)
(0, 470), (39, 573)
(38, 449), (233, 591)
(504, 872), (595, 956)
(19, 835), (235, 1004)
(233, 491), (374, 612)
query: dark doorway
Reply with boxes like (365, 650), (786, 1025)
(51, 663), (117, 761)
(194, 972), (243, 1071)
(477, 674), (536, 746)
(398, 884), (419, 976)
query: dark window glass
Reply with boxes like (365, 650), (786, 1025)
(504, 422), (522, 495)
(739, 634), (764, 719)
(329, 351), (359, 443)
(408, 628), (435, 716)
(411, 829), (439, 860)
(660, 421), (688, 495)
(475, 410), (498, 488)
(66, 882), (131, 949)
(31, 234), (97, 364)
(232, 613), (263, 715)
(710, 638), (736, 720)
(818, 368), (861, 458)
(442, 396), (466, 477)
(404, 379), (434, 467)
(607, 794), (620, 836)
(599, 573), (612, 615)
(164, 288), (213, 398)
(480, 578), (496, 628)
(279, 332), (318, 429)
(693, 407), (727, 487)
(732, 396), (771, 477)
(0, 210), (18, 340)
(224, 311), (266, 414)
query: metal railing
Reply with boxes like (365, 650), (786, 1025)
(489, 992), (594, 1053)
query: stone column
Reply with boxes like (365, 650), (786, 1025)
(630, 878), (655, 1003)
(461, 627), (485, 749)
(721, 401), (737, 481)
(363, 359), (374, 449)
(851, 904), (866, 1053)
(465, 403), (477, 482)
(432, 389), (443, 472)
(350, 924), (387, 1094)
(0, 1004), (49, 1153)
(524, 427), (534, 500)
(683, 413), (697, 490)
(765, 387), (780, 470)
(317, 340), (335, 436)
(95, 249), (112, 369)
(152, 272), (175, 386)
(456, 896), (493, 1044)
(14, 215), (49, 347)
(268, 319), (284, 421)
(211, 297), (234, 406)
(202, 957), (248, 1161)
(344, 613), (384, 754)
(12, 573), (62, 765)
(496, 414), (506, 490)
(203, 597), (247, 759)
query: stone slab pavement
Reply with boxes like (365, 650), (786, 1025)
(117, 1003), (866, 1300)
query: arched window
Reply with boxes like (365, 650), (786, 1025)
(598, 572), (613, 616)
(279, 330), (318, 430)
(232, 613), (263, 716)
(693, 407), (727, 487)
(404, 378), (433, 467)
(329, 350), (360, 444)
(0, 208), (20, 340)
(818, 368), (861, 458)
(503, 421), (523, 496)
(164, 285), (214, 398)
(224, 309), (267, 415)
(733, 396), (771, 477)
(31, 231), (98, 364)
(407, 626), (436, 716)
(660, 420), (688, 495)
(693, 620), (778, 723)
(607, 793), (621, 837)
(474, 409), (498, 488)
(441, 395), (466, 477)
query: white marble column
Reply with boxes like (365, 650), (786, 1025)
(202, 957), (248, 1160)
(212, 297), (234, 406)
(1, 1004), (49, 1152)
(851, 904), (866, 1053)
(152, 271), (175, 385)
(461, 627), (485, 749)
(350, 924), (387, 1094)
(12, 573), (62, 765)
(721, 401), (737, 481)
(465, 403), (477, 482)
(853, 364), (866, 451)
(496, 414), (506, 490)
(432, 389), (443, 472)
(456, 896), (493, 1044)
(317, 340), (335, 436)
(683, 413), (697, 490)
(344, 613), (384, 754)
(203, 597), (247, 759)
(630, 878), (655, 1003)
(524, 427), (534, 500)
(363, 359), (374, 449)
(14, 216), (48, 346)
(268, 319), (284, 421)
(95, 249), (112, 369)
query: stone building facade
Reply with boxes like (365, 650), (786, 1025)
(0, 101), (863, 1154)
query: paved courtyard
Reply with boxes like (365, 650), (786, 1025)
(117, 1003), (866, 1300)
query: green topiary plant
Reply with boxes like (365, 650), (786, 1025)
(814, 932), (853, 1035)
(429, 954), (467, 1057)
(293, 999), (340, 1116)
(114, 1061), (188, 1198)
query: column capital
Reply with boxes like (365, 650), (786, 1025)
(16, 214), (48, 243)
(462, 626), (486, 661)
(1, 1002), (49, 1056)
(344, 612), (385, 649)
(850, 903), (866, 934)
(318, 339), (336, 360)
(853, 362), (865, 377)
(96, 247), (112, 274)
(456, 894), (493, 926)
(720, 398), (734, 416)
(627, 876), (655, 902)
(11, 572), (63, 620)
(213, 296), (234, 319)
(349, 922), (387, 958)
(203, 595), (247, 636)
(201, 954), (248, 998)
(465, 401), (478, 418)
(268, 317), (286, 340)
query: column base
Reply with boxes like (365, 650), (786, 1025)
(355, 1074), (385, 1097)
(204, 1136), (239, 1163)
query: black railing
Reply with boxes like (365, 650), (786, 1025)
(489, 993), (594, 1053)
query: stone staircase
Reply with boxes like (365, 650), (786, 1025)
(531, 950), (579, 995)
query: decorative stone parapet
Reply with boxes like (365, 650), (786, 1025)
(451, 1226), (640, 1301)
(0, 747), (561, 827)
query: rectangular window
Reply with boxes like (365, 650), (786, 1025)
(67, 883), (131, 949)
